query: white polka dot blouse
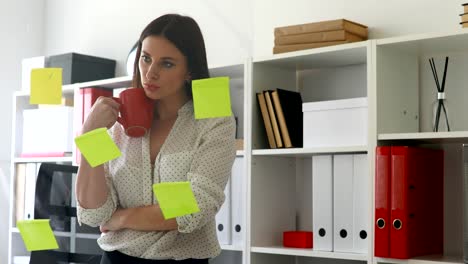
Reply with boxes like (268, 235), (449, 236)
(77, 100), (237, 260)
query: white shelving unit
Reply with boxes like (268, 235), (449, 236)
(8, 29), (468, 264)
(373, 29), (468, 264)
(8, 79), (100, 263)
(248, 40), (373, 264)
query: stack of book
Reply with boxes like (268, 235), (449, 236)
(461, 3), (468, 28)
(273, 19), (368, 54)
(256, 89), (303, 149)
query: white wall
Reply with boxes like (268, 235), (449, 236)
(44, 0), (253, 76)
(0, 0), (44, 262)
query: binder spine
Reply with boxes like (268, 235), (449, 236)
(389, 146), (443, 259)
(353, 154), (369, 253)
(374, 146), (391, 257)
(312, 155), (334, 251)
(390, 147), (408, 259)
(333, 154), (354, 252)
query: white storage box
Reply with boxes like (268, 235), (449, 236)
(13, 256), (30, 264)
(303, 97), (367, 148)
(21, 106), (74, 157)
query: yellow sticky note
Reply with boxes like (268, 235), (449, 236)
(74, 128), (121, 167)
(30, 68), (63, 105)
(153, 182), (200, 219)
(192, 77), (232, 119)
(17, 219), (59, 251)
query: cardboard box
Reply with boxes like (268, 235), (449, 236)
(45, 53), (116, 85)
(303, 97), (367, 148)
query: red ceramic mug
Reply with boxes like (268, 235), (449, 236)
(113, 88), (155, 137)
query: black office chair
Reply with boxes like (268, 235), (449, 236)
(30, 163), (102, 264)
(30, 250), (101, 264)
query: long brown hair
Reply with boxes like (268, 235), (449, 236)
(132, 14), (210, 97)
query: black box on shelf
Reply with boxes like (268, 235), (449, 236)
(45, 52), (116, 85)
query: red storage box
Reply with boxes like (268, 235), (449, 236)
(283, 231), (313, 248)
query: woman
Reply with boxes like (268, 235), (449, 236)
(76, 14), (236, 263)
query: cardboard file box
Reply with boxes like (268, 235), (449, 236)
(302, 97), (367, 148)
(21, 106), (74, 157)
(46, 53), (116, 85)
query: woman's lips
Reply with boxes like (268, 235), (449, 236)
(144, 83), (160, 92)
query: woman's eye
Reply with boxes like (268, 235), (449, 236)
(162, 61), (174, 68)
(141, 55), (151, 63)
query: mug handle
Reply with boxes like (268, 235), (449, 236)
(112, 97), (126, 127)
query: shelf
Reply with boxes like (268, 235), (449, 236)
(251, 246), (368, 261)
(74, 75), (132, 89)
(12, 227), (72, 238)
(252, 145), (367, 157)
(75, 233), (100, 239)
(72, 65), (245, 90)
(12, 227), (100, 240)
(376, 29), (468, 55)
(375, 255), (464, 264)
(14, 84), (75, 97)
(253, 41), (368, 69)
(221, 244), (243, 252)
(378, 131), (468, 144)
(13, 156), (73, 163)
(14, 76), (133, 96)
(13, 63), (245, 98)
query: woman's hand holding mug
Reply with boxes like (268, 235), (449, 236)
(81, 88), (155, 137)
(82, 97), (121, 134)
(112, 88), (155, 137)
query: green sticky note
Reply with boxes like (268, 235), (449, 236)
(17, 219), (59, 251)
(192, 76), (232, 119)
(153, 182), (200, 219)
(75, 127), (121, 167)
(30, 68), (63, 105)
